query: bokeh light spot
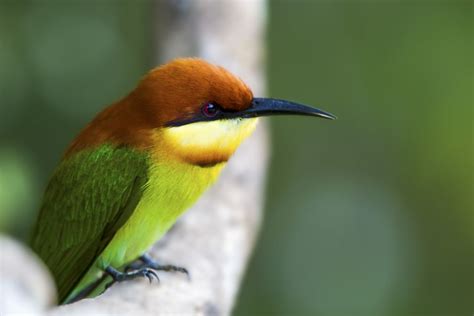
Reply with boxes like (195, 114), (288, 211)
(0, 147), (38, 236)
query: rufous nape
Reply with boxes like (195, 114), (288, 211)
(29, 58), (336, 304)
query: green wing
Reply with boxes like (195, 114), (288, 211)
(30, 145), (149, 302)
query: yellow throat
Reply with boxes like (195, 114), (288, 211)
(161, 117), (259, 166)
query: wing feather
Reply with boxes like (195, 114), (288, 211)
(30, 145), (148, 302)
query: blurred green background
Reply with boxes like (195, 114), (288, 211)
(0, 1), (472, 315)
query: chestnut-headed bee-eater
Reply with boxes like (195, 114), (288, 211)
(30, 58), (336, 304)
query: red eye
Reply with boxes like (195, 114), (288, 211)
(202, 102), (219, 118)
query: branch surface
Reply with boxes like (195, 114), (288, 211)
(0, 1), (267, 315)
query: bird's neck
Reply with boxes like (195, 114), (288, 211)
(153, 118), (258, 167)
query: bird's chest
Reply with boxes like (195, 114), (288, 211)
(104, 158), (224, 266)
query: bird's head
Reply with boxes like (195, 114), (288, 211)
(132, 58), (255, 127)
(130, 58), (335, 166)
(133, 58), (335, 127)
(67, 58), (335, 166)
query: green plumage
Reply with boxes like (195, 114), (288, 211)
(30, 146), (149, 302)
(30, 140), (225, 304)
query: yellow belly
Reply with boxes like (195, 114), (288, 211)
(99, 159), (224, 268)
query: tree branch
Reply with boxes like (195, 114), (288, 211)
(0, 0), (268, 315)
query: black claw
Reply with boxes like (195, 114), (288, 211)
(135, 253), (189, 279)
(145, 269), (159, 283)
(117, 253), (190, 285)
(145, 272), (153, 283)
(105, 266), (160, 285)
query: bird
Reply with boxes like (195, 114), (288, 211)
(29, 58), (336, 304)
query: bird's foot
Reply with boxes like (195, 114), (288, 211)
(126, 253), (190, 279)
(105, 265), (159, 289)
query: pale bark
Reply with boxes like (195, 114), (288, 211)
(0, 0), (268, 315)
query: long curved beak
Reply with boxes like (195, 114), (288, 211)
(238, 98), (337, 120)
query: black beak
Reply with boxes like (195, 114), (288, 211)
(167, 97), (336, 127)
(237, 98), (337, 120)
